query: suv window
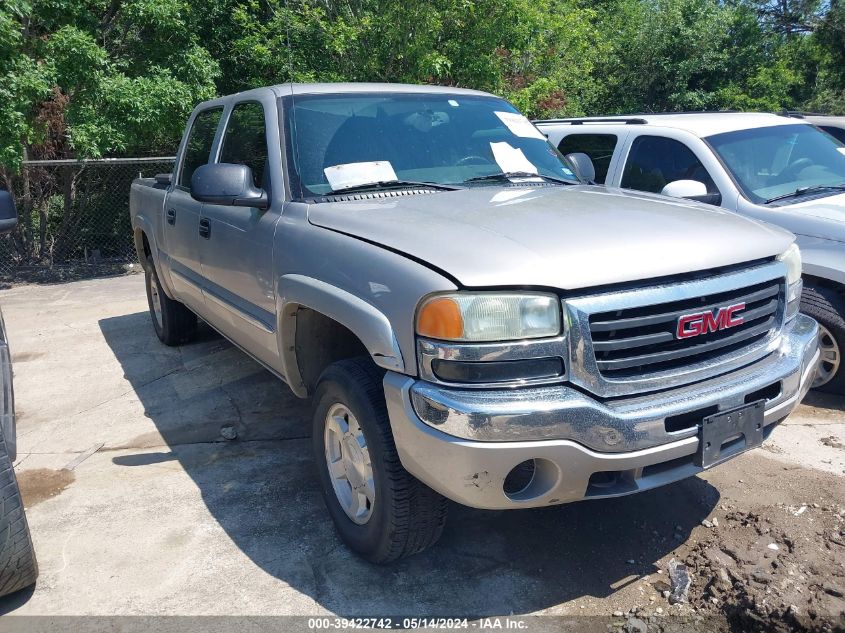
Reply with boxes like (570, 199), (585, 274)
(621, 135), (718, 195)
(557, 134), (617, 184)
(220, 101), (269, 189)
(179, 107), (223, 188)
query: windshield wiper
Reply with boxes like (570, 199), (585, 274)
(765, 184), (845, 205)
(463, 172), (578, 185)
(328, 180), (462, 195)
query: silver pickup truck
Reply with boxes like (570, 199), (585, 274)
(130, 83), (820, 562)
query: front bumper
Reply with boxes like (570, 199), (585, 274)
(384, 314), (819, 510)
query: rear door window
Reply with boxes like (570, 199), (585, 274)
(621, 135), (718, 195)
(557, 134), (618, 184)
(178, 107), (223, 189)
(219, 101), (270, 189)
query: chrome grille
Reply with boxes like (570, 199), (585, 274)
(563, 260), (788, 397)
(589, 279), (782, 379)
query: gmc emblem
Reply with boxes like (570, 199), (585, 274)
(676, 303), (746, 339)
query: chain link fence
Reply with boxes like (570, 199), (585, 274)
(0, 157), (176, 284)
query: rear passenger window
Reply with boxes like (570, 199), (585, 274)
(179, 107), (223, 189)
(557, 134), (617, 184)
(621, 136), (718, 195)
(220, 102), (269, 189)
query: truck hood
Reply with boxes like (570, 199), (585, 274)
(308, 186), (794, 290)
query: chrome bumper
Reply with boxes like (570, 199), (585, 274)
(384, 314), (819, 510)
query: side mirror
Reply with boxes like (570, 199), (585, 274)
(191, 163), (268, 210)
(565, 152), (596, 183)
(661, 180), (722, 206)
(0, 190), (18, 235)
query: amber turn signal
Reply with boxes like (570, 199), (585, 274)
(417, 297), (464, 340)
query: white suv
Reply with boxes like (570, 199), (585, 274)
(536, 113), (845, 394)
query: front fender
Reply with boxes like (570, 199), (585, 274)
(796, 235), (845, 288)
(277, 274), (405, 396)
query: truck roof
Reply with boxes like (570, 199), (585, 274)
(203, 82), (494, 102)
(274, 82), (493, 97)
(192, 82), (498, 112)
(536, 112), (812, 138)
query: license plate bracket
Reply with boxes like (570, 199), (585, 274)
(695, 400), (765, 469)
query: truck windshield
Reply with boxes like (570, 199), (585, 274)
(706, 124), (845, 205)
(283, 92), (579, 198)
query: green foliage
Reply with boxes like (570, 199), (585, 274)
(0, 0), (219, 166)
(0, 0), (843, 170)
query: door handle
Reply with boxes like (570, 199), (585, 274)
(166, 208), (176, 225)
(199, 218), (211, 239)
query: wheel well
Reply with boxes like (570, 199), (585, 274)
(135, 229), (152, 271)
(803, 274), (845, 300)
(294, 307), (371, 395)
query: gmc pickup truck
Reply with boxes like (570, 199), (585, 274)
(130, 84), (820, 562)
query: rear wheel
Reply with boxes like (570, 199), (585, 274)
(312, 357), (448, 563)
(801, 284), (845, 395)
(144, 264), (197, 346)
(0, 426), (37, 597)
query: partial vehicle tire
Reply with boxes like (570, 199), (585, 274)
(144, 264), (197, 346)
(801, 284), (845, 395)
(312, 357), (448, 563)
(0, 426), (37, 597)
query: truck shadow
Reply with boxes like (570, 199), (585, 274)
(98, 311), (720, 616)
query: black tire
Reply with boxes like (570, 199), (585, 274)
(0, 426), (37, 597)
(801, 284), (845, 395)
(312, 357), (448, 563)
(144, 264), (197, 346)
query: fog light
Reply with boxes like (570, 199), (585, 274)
(503, 460), (536, 495)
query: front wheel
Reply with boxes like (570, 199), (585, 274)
(312, 358), (448, 563)
(801, 284), (845, 395)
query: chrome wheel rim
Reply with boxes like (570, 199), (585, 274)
(324, 403), (375, 524)
(149, 276), (163, 329)
(813, 323), (841, 388)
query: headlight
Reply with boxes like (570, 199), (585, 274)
(778, 243), (802, 286)
(416, 293), (561, 341)
(778, 243), (803, 321)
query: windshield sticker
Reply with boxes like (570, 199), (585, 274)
(839, 148), (845, 156)
(490, 142), (540, 174)
(495, 111), (546, 140)
(324, 161), (398, 191)
(448, 99), (459, 107)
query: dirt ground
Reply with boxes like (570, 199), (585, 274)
(592, 454), (845, 633)
(0, 275), (843, 633)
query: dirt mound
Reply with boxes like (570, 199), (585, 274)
(681, 505), (845, 632)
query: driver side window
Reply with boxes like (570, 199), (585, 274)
(219, 101), (270, 190)
(178, 107), (223, 189)
(621, 135), (719, 197)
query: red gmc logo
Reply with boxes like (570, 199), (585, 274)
(676, 303), (746, 339)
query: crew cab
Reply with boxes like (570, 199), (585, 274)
(537, 113), (845, 393)
(130, 85), (819, 562)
